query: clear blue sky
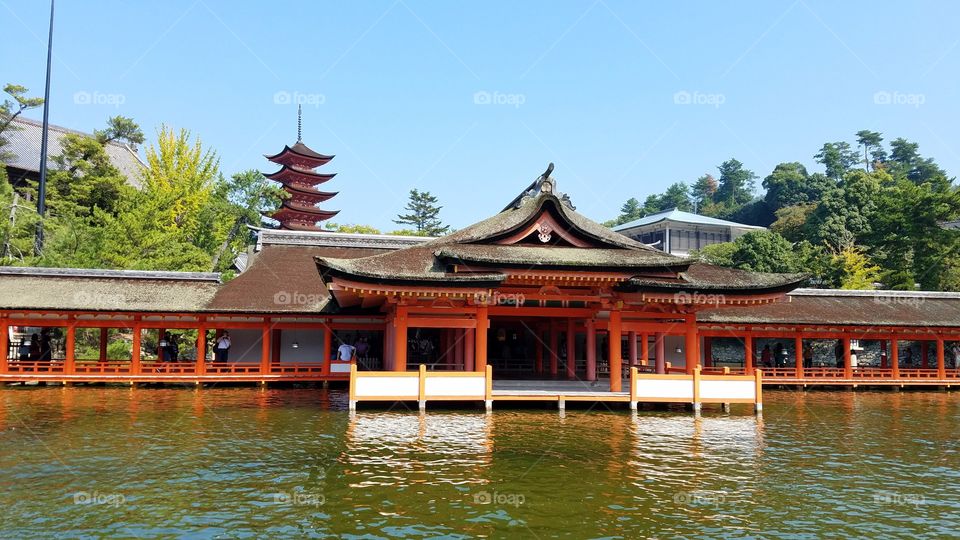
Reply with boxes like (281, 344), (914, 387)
(3, 0), (959, 230)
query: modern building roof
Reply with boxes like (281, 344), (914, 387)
(614, 208), (766, 231)
(3, 116), (145, 188)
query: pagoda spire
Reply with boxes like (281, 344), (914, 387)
(262, 111), (340, 231)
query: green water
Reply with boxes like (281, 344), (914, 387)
(0, 387), (957, 538)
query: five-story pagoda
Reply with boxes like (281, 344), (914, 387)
(263, 107), (340, 231)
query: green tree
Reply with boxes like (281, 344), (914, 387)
(806, 169), (885, 249)
(832, 246), (880, 289)
(205, 169), (285, 271)
(614, 197), (643, 225)
(814, 142), (859, 180)
(715, 158), (756, 206)
(94, 115), (145, 146)
(394, 189), (449, 236)
(728, 230), (798, 273)
(325, 222), (382, 234)
(696, 241), (736, 266)
(659, 182), (692, 211)
(770, 203), (817, 242)
(0, 84), (44, 160)
(690, 174), (718, 212)
(762, 162), (832, 211)
(855, 130), (883, 171)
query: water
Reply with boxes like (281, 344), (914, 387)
(0, 387), (958, 538)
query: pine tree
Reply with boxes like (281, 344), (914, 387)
(394, 189), (449, 236)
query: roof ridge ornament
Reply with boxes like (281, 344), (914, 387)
(504, 162), (577, 212)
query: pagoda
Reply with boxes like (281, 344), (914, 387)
(263, 106), (339, 231)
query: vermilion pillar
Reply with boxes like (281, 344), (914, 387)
(655, 332), (666, 374)
(323, 326), (332, 373)
(684, 317), (698, 375)
(196, 326), (206, 375)
(566, 318), (576, 380)
(131, 324), (142, 375)
(629, 331), (638, 366)
(937, 338), (946, 378)
(843, 338), (852, 378)
(394, 306), (408, 372)
(609, 310), (622, 392)
(65, 322), (76, 375)
(640, 333), (649, 366)
(475, 305), (488, 372)
(0, 317), (8, 373)
(794, 336), (803, 378)
(891, 338), (899, 379)
(586, 319), (596, 381)
(744, 334), (754, 372)
(260, 323), (271, 374)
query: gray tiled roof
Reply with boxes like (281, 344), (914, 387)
(3, 116), (145, 188)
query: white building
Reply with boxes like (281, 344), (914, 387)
(613, 208), (765, 256)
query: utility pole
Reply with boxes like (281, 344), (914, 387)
(34, 0), (55, 256)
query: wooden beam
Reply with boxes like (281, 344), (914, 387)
(99, 328), (108, 362)
(684, 317), (698, 375)
(260, 323), (271, 374)
(891, 338), (899, 379)
(937, 338), (946, 379)
(196, 326), (206, 376)
(65, 321), (76, 375)
(131, 321), (141, 375)
(655, 332), (666, 374)
(744, 333), (754, 372)
(465, 328), (475, 371)
(795, 335), (803, 379)
(843, 337), (852, 378)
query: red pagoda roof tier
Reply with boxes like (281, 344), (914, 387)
(265, 165), (337, 187)
(273, 203), (340, 221)
(265, 142), (334, 169)
(284, 182), (338, 202)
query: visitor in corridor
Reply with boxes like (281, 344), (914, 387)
(774, 343), (786, 367)
(39, 329), (52, 361)
(29, 333), (40, 360)
(159, 332), (179, 363)
(355, 337), (369, 359)
(18, 338), (29, 360)
(803, 344), (814, 368)
(338, 341), (356, 361)
(761, 344), (772, 368)
(214, 331), (231, 363)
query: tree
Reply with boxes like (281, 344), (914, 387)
(46, 133), (133, 218)
(770, 203), (817, 242)
(659, 182), (692, 212)
(394, 189), (449, 236)
(806, 169), (885, 249)
(728, 230), (798, 273)
(206, 169), (285, 271)
(325, 222), (382, 234)
(855, 130), (883, 171)
(715, 158), (756, 206)
(814, 142), (859, 180)
(95, 115), (145, 146)
(832, 246), (880, 289)
(0, 84), (44, 161)
(763, 162), (816, 210)
(690, 174), (718, 212)
(610, 197), (643, 226)
(696, 241), (735, 266)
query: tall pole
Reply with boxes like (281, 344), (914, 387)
(34, 0), (55, 256)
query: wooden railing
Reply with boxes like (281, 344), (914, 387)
(74, 361), (132, 374)
(204, 362), (261, 375)
(269, 363), (326, 377)
(140, 362), (197, 375)
(7, 360), (65, 373)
